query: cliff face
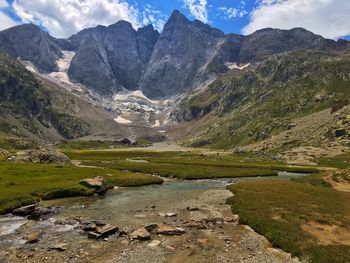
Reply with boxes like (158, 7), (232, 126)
(0, 10), (347, 99)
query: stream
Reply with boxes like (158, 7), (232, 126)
(0, 173), (304, 263)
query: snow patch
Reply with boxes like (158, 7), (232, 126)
(114, 116), (133, 124)
(152, 120), (160, 127)
(48, 51), (75, 83)
(225, 63), (250, 70)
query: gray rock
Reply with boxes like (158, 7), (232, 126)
(80, 176), (106, 195)
(12, 204), (36, 216)
(8, 148), (71, 165)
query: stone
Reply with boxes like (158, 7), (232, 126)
(148, 240), (161, 247)
(186, 206), (200, 211)
(28, 207), (57, 220)
(334, 129), (347, 137)
(82, 223), (97, 232)
(135, 214), (146, 219)
(144, 223), (158, 233)
(158, 212), (177, 217)
(26, 233), (40, 244)
(96, 225), (118, 238)
(80, 176), (106, 195)
(49, 243), (68, 251)
(13, 204), (36, 216)
(130, 227), (151, 240)
(156, 226), (186, 236)
(88, 232), (101, 239)
(119, 227), (134, 236)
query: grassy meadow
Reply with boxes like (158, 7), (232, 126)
(227, 172), (350, 263)
(0, 161), (163, 214)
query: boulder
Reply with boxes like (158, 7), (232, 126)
(96, 224), (118, 238)
(156, 226), (186, 236)
(28, 206), (57, 220)
(115, 138), (132, 145)
(26, 232), (40, 244)
(7, 148), (71, 165)
(80, 176), (106, 195)
(12, 204), (36, 216)
(130, 227), (151, 240)
(88, 232), (101, 239)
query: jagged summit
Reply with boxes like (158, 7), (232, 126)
(0, 10), (348, 98)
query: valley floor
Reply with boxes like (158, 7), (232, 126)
(0, 147), (349, 262)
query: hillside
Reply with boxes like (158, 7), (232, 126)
(0, 53), (160, 148)
(170, 50), (350, 152)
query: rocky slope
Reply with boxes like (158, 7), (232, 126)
(0, 52), (156, 145)
(170, 50), (350, 150)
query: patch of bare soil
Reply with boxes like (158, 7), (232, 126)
(301, 221), (350, 246)
(324, 174), (350, 192)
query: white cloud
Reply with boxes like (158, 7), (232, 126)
(12, 0), (141, 38)
(218, 6), (248, 20)
(141, 4), (167, 31)
(183, 0), (208, 23)
(243, 0), (350, 39)
(0, 0), (9, 9)
(0, 11), (17, 31)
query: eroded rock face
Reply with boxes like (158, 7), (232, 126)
(0, 24), (71, 72)
(7, 148), (71, 165)
(68, 21), (159, 95)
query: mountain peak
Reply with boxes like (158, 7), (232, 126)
(168, 9), (189, 24)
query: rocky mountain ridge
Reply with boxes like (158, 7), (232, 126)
(0, 10), (348, 99)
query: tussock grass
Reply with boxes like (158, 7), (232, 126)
(227, 174), (350, 263)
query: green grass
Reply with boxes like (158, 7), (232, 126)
(82, 160), (278, 179)
(227, 174), (350, 263)
(0, 161), (163, 214)
(317, 154), (350, 169)
(64, 149), (317, 180)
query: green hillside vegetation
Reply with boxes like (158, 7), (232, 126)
(0, 53), (131, 145)
(227, 174), (350, 263)
(177, 50), (350, 149)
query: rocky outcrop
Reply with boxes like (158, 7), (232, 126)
(7, 148), (71, 164)
(0, 24), (71, 72)
(80, 176), (106, 195)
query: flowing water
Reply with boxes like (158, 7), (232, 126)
(0, 173), (305, 263)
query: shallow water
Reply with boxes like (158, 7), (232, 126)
(0, 172), (307, 241)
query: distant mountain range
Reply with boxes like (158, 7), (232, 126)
(0, 10), (348, 98)
(0, 10), (349, 150)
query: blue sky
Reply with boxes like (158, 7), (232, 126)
(0, 0), (349, 40)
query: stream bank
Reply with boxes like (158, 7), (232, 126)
(0, 177), (302, 263)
